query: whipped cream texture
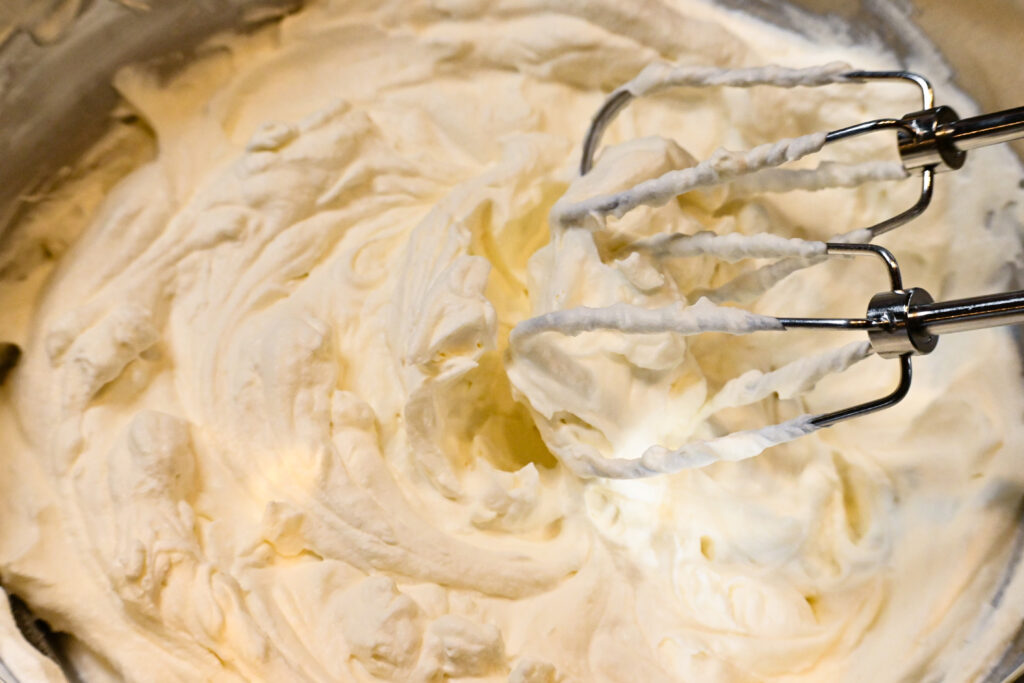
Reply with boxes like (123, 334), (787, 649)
(3, 1), (1024, 681)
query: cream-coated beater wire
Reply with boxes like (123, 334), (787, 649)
(509, 62), (935, 478)
(515, 59), (1024, 477)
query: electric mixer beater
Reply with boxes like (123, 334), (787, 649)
(509, 63), (1024, 477)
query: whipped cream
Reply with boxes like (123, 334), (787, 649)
(2, 0), (1024, 681)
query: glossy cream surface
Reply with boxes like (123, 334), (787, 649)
(2, 1), (1024, 681)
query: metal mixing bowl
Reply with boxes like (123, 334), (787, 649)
(0, 0), (1022, 680)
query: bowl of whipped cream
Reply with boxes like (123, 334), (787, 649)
(1, 1), (1023, 681)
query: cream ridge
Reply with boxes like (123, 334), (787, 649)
(2, 0), (1024, 681)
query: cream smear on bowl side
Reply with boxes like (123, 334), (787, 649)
(2, 0), (1024, 681)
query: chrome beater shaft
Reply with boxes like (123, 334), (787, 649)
(774, 243), (1024, 427)
(582, 67), (1024, 239)
(569, 63), (1024, 429)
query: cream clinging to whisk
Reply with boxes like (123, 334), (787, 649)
(510, 58), (1024, 478)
